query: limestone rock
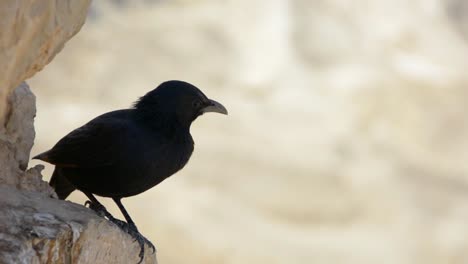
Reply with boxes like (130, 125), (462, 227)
(0, 83), (39, 189)
(0, 0), (91, 123)
(0, 187), (156, 264)
(0, 82), (54, 194)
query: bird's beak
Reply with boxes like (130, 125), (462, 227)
(201, 99), (228, 115)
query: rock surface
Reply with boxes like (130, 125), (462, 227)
(0, 0), (91, 123)
(0, 187), (156, 264)
(0, 82), (53, 194)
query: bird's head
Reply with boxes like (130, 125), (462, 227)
(134, 80), (228, 128)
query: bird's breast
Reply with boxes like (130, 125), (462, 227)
(138, 134), (194, 186)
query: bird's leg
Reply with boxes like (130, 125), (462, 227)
(113, 197), (156, 263)
(83, 192), (127, 230)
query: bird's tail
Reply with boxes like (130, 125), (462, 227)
(49, 168), (75, 199)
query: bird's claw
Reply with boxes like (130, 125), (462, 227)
(110, 218), (130, 230)
(85, 200), (117, 222)
(84, 200), (156, 262)
(85, 200), (106, 218)
(122, 223), (156, 263)
(141, 235), (156, 254)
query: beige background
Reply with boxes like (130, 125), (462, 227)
(29, 1), (468, 263)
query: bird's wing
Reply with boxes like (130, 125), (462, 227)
(34, 112), (132, 168)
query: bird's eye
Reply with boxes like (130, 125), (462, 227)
(192, 100), (202, 109)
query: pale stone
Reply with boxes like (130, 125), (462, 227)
(0, 0), (91, 123)
(0, 83), (38, 188)
(0, 187), (157, 264)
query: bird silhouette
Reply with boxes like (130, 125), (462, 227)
(34, 80), (228, 263)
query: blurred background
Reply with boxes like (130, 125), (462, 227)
(28, 0), (468, 263)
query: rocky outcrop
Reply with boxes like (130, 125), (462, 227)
(0, 82), (53, 194)
(0, 1), (157, 263)
(0, 187), (156, 264)
(0, 0), (91, 187)
(0, 0), (90, 123)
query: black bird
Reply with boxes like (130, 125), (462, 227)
(33, 80), (227, 263)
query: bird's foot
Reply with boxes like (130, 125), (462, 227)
(123, 223), (156, 263)
(84, 200), (127, 228)
(84, 200), (155, 263)
(85, 200), (108, 218)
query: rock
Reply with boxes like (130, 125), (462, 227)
(0, 82), (55, 194)
(20, 164), (55, 196)
(0, 0), (91, 123)
(0, 187), (156, 264)
(0, 83), (39, 188)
